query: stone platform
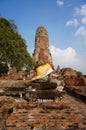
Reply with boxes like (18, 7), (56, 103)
(0, 93), (86, 130)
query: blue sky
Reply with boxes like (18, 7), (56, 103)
(0, 0), (86, 74)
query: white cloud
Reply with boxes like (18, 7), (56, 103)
(50, 45), (86, 74)
(75, 26), (86, 37)
(75, 4), (86, 16)
(66, 19), (79, 27)
(81, 17), (86, 24)
(56, 0), (64, 7)
(50, 45), (76, 66)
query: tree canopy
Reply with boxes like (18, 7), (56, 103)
(0, 17), (34, 73)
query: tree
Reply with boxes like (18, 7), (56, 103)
(76, 71), (83, 76)
(0, 17), (34, 72)
(0, 62), (9, 76)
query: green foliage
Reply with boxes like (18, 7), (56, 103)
(0, 17), (34, 72)
(76, 71), (83, 76)
(0, 62), (9, 76)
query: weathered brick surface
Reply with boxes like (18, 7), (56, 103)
(33, 26), (53, 67)
(0, 94), (86, 130)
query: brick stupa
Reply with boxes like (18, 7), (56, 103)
(32, 26), (53, 68)
(32, 26), (57, 99)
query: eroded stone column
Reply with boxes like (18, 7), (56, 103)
(32, 26), (53, 68)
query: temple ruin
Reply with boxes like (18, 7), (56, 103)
(32, 26), (53, 68)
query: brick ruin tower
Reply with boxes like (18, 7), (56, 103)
(32, 26), (53, 68)
(32, 26), (57, 99)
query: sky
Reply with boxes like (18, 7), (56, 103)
(0, 0), (86, 74)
